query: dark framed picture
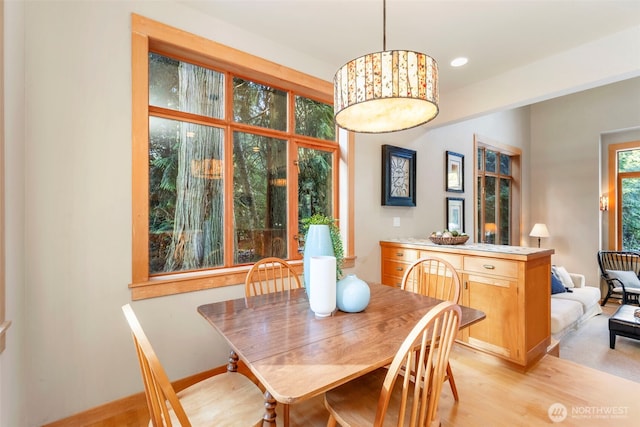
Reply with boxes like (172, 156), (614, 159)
(446, 197), (465, 233)
(382, 145), (416, 207)
(446, 151), (464, 192)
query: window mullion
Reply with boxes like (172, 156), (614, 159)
(289, 141), (300, 259)
(223, 124), (234, 267)
(223, 70), (234, 267)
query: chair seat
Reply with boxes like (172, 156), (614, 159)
(324, 368), (439, 427)
(613, 286), (640, 294)
(161, 372), (264, 427)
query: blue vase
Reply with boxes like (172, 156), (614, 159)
(336, 274), (370, 313)
(303, 224), (334, 292)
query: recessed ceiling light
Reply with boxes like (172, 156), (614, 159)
(450, 57), (468, 67)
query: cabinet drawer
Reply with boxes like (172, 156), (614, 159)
(382, 260), (412, 278)
(419, 251), (463, 270)
(463, 256), (519, 278)
(381, 274), (403, 288)
(381, 246), (420, 262)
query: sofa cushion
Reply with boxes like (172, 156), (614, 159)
(552, 286), (600, 312)
(552, 265), (575, 288)
(550, 298), (583, 335)
(551, 274), (566, 294)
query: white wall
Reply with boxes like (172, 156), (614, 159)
(2, 0), (639, 425)
(530, 78), (640, 285)
(2, 0), (26, 425)
(351, 108), (532, 285)
(8, 0), (335, 425)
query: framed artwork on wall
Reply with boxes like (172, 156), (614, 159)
(382, 144), (416, 207)
(446, 151), (464, 192)
(446, 197), (465, 233)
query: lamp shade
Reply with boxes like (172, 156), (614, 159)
(333, 50), (439, 133)
(529, 223), (550, 238)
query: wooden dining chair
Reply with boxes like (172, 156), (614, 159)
(244, 256), (302, 297)
(122, 304), (264, 427)
(401, 256), (462, 401)
(244, 257), (301, 426)
(324, 301), (461, 427)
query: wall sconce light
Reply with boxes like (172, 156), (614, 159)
(599, 195), (608, 211)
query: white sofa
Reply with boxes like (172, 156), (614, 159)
(550, 271), (602, 340)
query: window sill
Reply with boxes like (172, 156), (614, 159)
(130, 257), (355, 300)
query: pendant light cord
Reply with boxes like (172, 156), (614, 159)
(383, 0), (387, 51)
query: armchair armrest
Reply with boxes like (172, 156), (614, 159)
(568, 273), (585, 288)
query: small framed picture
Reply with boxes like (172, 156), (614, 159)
(446, 197), (465, 233)
(382, 145), (416, 207)
(446, 151), (464, 192)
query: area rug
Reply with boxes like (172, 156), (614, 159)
(559, 303), (640, 383)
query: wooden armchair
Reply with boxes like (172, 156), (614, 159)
(122, 304), (264, 426)
(324, 301), (461, 427)
(597, 250), (640, 305)
(401, 256), (462, 401)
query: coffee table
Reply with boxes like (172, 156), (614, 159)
(608, 304), (640, 349)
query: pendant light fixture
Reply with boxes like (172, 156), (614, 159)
(333, 0), (439, 133)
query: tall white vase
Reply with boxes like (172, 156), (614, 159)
(309, 256), (337, 317)
(303, 224), (334, 292)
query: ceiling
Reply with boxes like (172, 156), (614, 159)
(180, 0), (640, 97)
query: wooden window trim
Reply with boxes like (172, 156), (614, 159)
(607, 140), (640, 250)
(130, 14), (354, 300)
(473, 134), (522, 245)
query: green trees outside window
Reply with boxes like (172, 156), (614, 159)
(618, 149), (640, 251)
(477, 147), (513, 245)
(148, 53), (336, 275)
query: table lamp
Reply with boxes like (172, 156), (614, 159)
(529, 223), (550, 248)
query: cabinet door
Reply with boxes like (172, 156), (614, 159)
(463, 273), (521, 362)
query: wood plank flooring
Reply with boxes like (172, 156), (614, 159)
(78, 342), (640, 427)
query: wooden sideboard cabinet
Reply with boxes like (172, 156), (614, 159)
(380, 239), (554, 369)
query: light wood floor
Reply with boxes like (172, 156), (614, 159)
(84, 342), (640, 427)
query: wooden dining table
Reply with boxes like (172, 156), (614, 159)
(197, 282), (485, 426)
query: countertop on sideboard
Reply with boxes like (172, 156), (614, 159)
(380, 238), (555, 261)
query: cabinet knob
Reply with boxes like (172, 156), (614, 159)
(396, 252), (403, 257)
(483, 264), (495, 270)
(396, 267), (403, 271)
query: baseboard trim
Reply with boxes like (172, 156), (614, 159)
(42, 363), (254, 426)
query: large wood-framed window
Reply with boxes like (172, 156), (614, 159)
(607, 141), (640, 250)
(130, 15), (353, 299)
(474, 135), (521, 245)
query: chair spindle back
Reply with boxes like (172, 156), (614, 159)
(245, 257), (302, 297)
(401, 257), (462, 304)
(376, 301), (461, 427)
